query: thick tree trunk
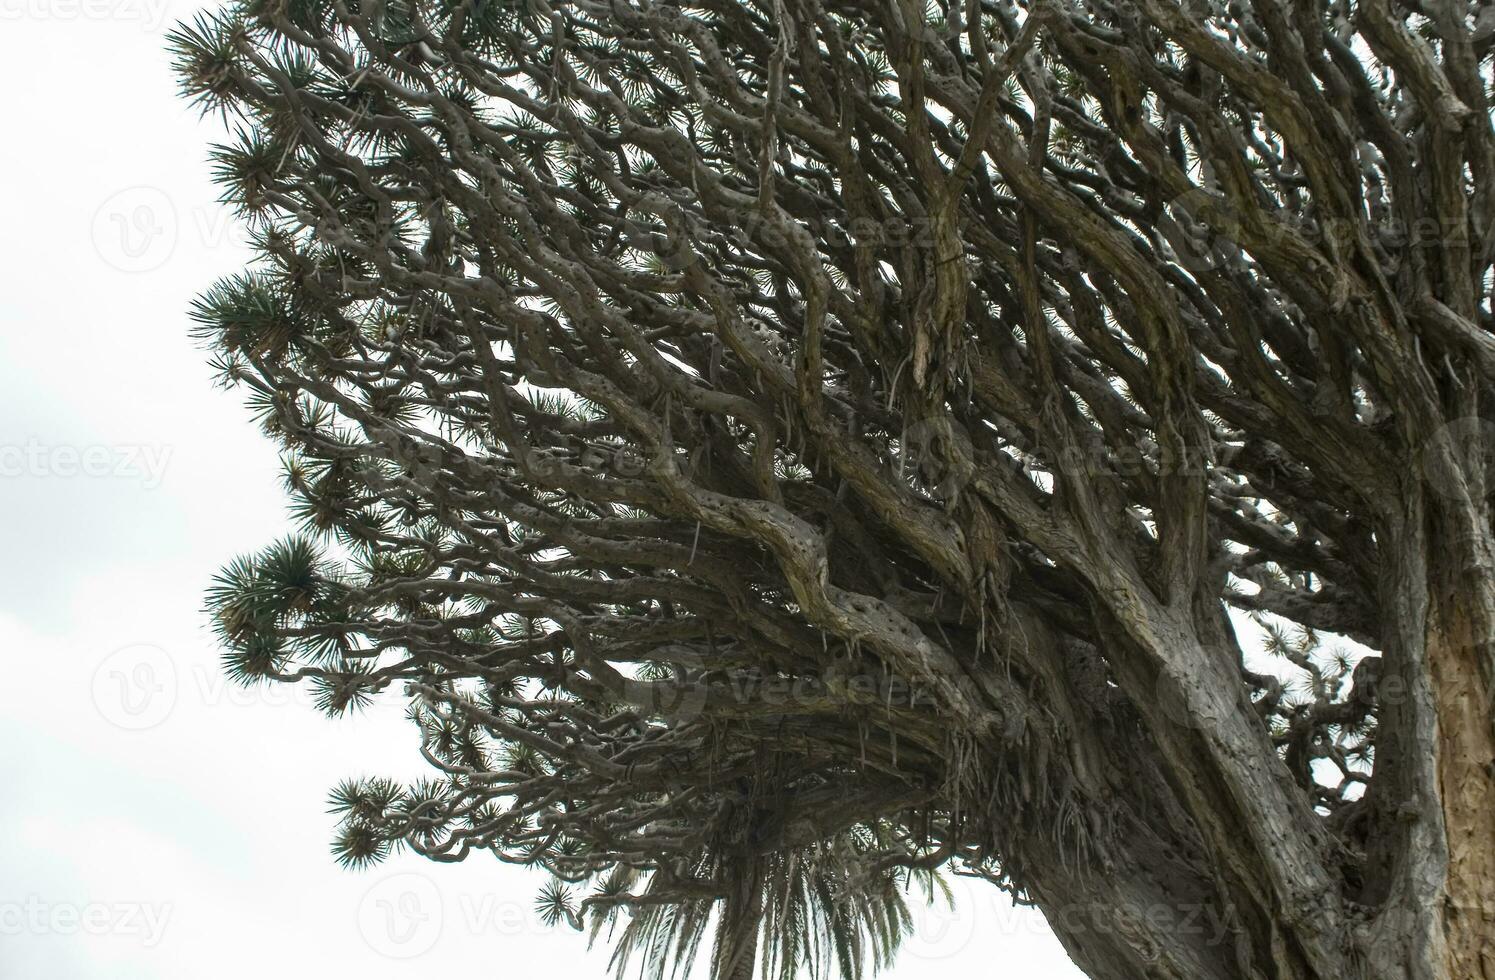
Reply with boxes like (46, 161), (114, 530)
(972, 607), (1332, 979)
(1427, 608), (1495, 980)
(1353, 452), (1495, 980)
(987, 501), (1495, 980)
(1015, 701), (1351, 978)
(1424, 498), (1495, 980)
(1017, 717), (1248, 979)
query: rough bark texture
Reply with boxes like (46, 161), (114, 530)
(173, 0), (1495, 977)
(1427, 513), (1495, 980)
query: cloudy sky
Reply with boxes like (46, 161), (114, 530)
(0, 7), (1082, 978)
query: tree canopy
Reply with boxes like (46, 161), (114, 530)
(172, 0), (1495, 977)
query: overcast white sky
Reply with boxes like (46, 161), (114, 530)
(0, 6), (1084, 978)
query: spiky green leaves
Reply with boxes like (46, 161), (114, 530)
(189, 273), (301, 361)
(328, 776), (403, 869)
(242, 0), (334, 34)
(347, 0), (422, 46)
(331, 820), (392, 870)
(210, 128), (295, 215)
(435, 0), (549, 54)
(166, 11), (247, 116)
(259, 536), (325, 611)
(602, 831), (927, 980)
(536, 880), (579, 929)
(326, 774), (506, 870)
(311, 664), (380, 715)
(207, 535), (355, 688)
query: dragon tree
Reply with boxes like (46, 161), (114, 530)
(173, 0), (1495, 976)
